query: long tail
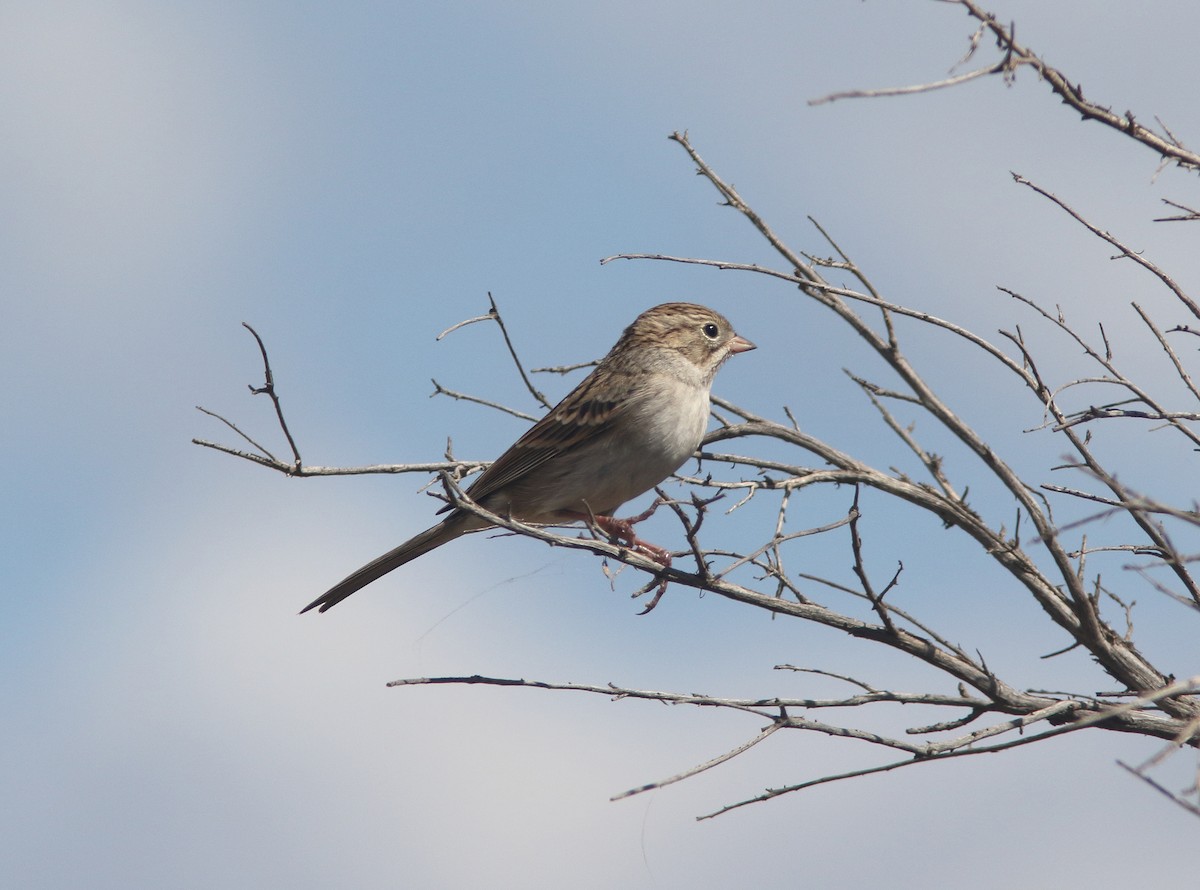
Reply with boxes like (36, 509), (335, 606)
(300, 516), (468, 614)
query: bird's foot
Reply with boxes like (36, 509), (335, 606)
(592, 514), (672, 564)
(589, 509), (672, 614)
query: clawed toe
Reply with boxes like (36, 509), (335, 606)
(589, 511), (673, 613)
(634, 576), (671, 614)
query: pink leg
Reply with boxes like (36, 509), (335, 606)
(569, 501), (673, 613)
(592, 514), (673, 567)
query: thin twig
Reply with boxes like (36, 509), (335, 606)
(809, 62), (1001, 106)
(430, 379), (539, 422)
(438, 293), (552, 408)
(613, 723), (785, 800)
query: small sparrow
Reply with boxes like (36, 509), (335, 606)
(301, 302), (754, 613)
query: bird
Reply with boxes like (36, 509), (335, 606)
(301, 302), (755, 613)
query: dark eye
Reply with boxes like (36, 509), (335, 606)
(702, 322), (720, 339)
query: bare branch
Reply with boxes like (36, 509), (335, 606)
(438, 293), (552, 409)
(1010, 174), (1200, 322)
(1117, 761), (1200, 820)
(613, 723), (785, 800)
(242, 322), (304, 473)
(1154, 198), (1200, 223)
(812, 0), (1200, 174)
(430, 379), (539, 422)
(809, 60), (1004, 106)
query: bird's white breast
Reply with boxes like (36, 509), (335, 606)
(571, 368), (710, 515)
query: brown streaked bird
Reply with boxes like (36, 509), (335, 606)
(301, 302), (755, 613)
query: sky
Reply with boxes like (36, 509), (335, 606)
(3, 2), (1198, 887)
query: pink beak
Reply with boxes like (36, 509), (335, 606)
(729, 334), (756, 354)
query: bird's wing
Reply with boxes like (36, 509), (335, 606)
(456, 367), (634, 507)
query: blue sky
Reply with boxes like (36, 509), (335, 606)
(3, 2), (1198, 887)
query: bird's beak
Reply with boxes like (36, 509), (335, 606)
(728, 335), (756, 354)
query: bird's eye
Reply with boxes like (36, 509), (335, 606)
(702, 322), (720, 339)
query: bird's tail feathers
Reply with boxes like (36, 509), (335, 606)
(299, 516), (467, 614)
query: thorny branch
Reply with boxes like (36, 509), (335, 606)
(195, 6), (1199, 819)
(196, 237), (1199, 812)
(811, 0), (1200, 177)
(386, 673), (1200, 816)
